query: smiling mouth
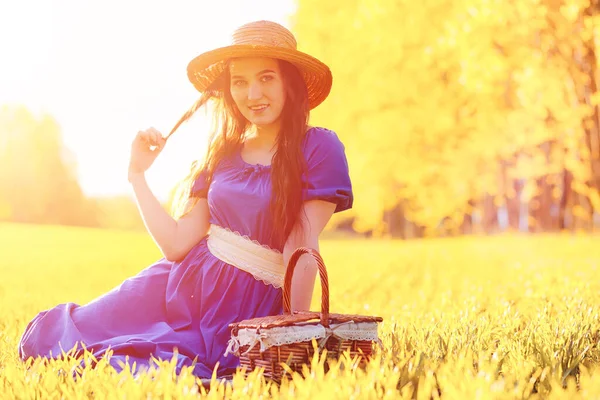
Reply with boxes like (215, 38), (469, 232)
(248, 104), (269, 111)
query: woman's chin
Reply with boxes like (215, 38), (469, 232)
(248, 116), (279, 128)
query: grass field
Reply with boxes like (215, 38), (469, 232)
(1, 222), (600, 398)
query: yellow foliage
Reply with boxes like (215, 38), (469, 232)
(589, 188), (600, 209)
(0, 105), (95, 226)
(292, 0), (600, 232)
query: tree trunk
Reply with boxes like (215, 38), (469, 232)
(558, 169), (573, 230)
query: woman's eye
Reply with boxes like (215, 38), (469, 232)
(261, 75), (274, 82)
(233, 80), (246, 87)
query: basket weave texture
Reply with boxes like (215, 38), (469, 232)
(225, 247), (383, 382)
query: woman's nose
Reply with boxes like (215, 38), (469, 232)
(248, 81), (262, 101)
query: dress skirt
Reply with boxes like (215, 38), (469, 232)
(18, 238), (283, 378)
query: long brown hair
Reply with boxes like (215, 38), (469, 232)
(169, 59), (310, 247)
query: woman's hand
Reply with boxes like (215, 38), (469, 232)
(128, 127), (167, 181)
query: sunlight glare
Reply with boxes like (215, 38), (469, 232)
(0, 0), (296, 200)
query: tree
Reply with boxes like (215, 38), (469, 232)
(292, 0), (600, 235)
(0, 105), (97, 226)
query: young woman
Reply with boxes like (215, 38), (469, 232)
(18, 20), (353, 379)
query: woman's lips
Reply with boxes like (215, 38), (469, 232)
(248, 104), (269, 113)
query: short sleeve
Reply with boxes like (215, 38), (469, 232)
(189, 162), (210, 199)
(303, 128), (353, 213)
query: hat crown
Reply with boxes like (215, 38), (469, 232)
(187, 20), (332, 109)
(231, 20), (297, 50)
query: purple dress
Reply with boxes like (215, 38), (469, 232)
(18, 127), (353, 378)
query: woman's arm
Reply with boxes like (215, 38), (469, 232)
(283, 199), (337, 311)
(129, 173), (210, 262)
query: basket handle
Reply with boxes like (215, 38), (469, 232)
(282, 247), (330, 328)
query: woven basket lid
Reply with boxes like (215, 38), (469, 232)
(230, 311), (383, 331)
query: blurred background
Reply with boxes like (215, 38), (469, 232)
(1, 0), (600, 239)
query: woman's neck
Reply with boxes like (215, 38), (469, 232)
(245, 122), (280, 151)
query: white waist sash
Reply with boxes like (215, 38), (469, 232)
(206, 224), (285, 288)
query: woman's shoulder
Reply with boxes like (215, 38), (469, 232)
(305, 125), (341, 140)
(303, 126), (345, 152)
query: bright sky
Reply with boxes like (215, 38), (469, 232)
(0, 0), (295, 201)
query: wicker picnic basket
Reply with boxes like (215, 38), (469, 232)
(224, 247), (383, 382)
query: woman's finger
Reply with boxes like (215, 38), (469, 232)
(157, 136), (167, 151)
(149, 127), (161, 141)
(135, 131), (149, 148)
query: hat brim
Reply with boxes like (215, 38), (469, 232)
(187, 45), (332, 110)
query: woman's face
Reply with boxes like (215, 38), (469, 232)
(229, 57), (286, 128)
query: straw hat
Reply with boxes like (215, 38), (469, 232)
(187, 20), (332, 110)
